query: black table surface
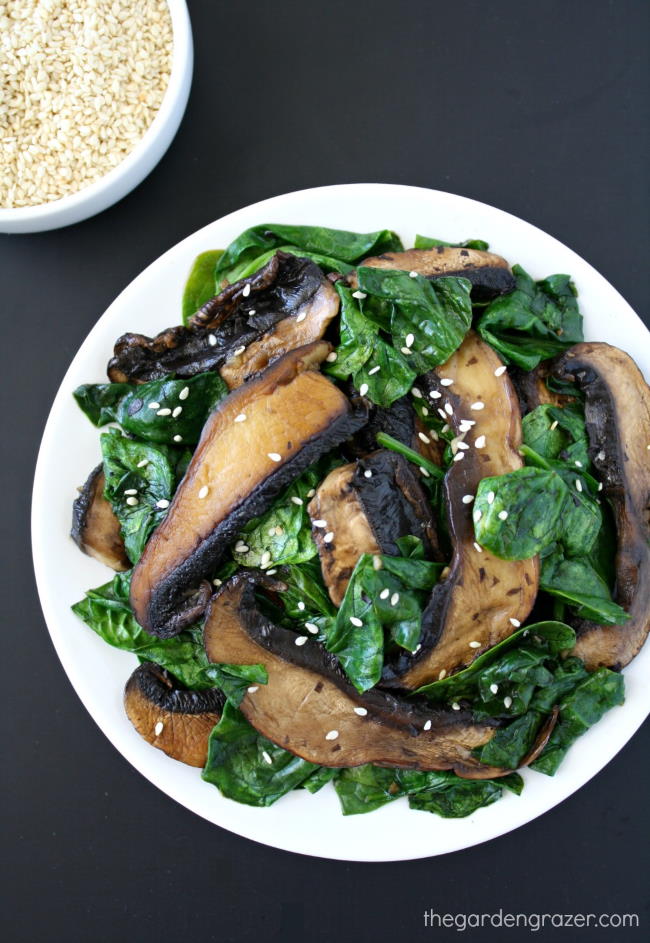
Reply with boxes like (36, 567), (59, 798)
(3, 1), (648, 941)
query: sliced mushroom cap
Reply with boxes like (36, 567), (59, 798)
(509, 362), (574, 415)
(107, 252), (339, 388)
(124, 662), (224, 767)
(347, 393), (445, 466)
(384, 331), (539, 689)
(71, 464), (129, 571)
(307, 450), (441, 605)
(354, 247), (515, 300)
(203, 573), (508, 778)
(551, 342), (650, 669)
(130, 342), (368, 638)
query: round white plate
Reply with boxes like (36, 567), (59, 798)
(32, 184), (650, 861)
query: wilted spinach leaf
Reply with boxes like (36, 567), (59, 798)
(540, 549), (629, 625)
(477, 265), (582, 369)
(181, 250), (224, 325)
(522, 402), (590, 470)
(201, 663), (268, 706)
(414, 234), (490, 251)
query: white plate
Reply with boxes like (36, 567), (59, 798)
(32, 184), (650, 861)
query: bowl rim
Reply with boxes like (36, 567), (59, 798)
(0, 0), (191, 224)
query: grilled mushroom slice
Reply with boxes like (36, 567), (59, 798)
(124, 662), (224, 767)
(71, 464), (129, 571)
(509, 363), (574, 415)
(108, 252), (339, 389)
(354, 247), (515, 300)
(308, 451), (441, 606)
(347, 393), (444, 466)
(203, 573), (507, 777)
(384, 332), (539, 689)
(552, 342), (650, 669)
(130, 342), (368, 638)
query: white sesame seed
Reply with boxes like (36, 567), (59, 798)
(440, 378), (454, 386)
(268, 453), (282, 462)
(136, 459), (149, 468)
(452, 702), (461, 711)
(438, 669), (447, 680)
(208, 334), (217, 347)
(504, 696), (513, 709)
(368, 365), (381, 375)
(234, 413), (247, 423)
(312, 519), (327, 528)
(462, 494), (474, 504)
(453, 452), (465, 462)
(354, 707), (368, 716)
(418, 432), (431, 444)
(156, 499), (169, 509)
(248, 310), (256, 316)
(198, 486), (209, 499)
(247, 686), (258, 693)
(415, 644), (422, 652)
(157, 407), (171, 417)
(422, 407), (429, 416)
(124, 488), (138, 495)
(598, 482), (603, 492)
(405, 333), (415, 347)
(359, 383), (369, 396)
(390, 593), (400, 606)
(411, 386), (423, 398)
(424, 719), (433, 730)
(473, 509), (482, 522)
(154, 721), (164, 737)
(372, 555), (383, 571)
(363, 469), (373, 478)
(234, 345), (246, 356)
(420, 466), (431, 478)
(475, 435), (486, 449)
(509, 618), (521, 627)
(473, 542), (483, 553)
(597, 450), (605, 461)
(575, 479), (583, 492)
(469, 640), (481, 649)
(173, 435), (183, 443)
(456, 441), (470, 450)
(437, 408), (448, 421)
(323, 531), (335, 543)
(290, 496), (304, 506)
(125, 496), (138, 506)
(213, 579), (223, 587)
(295, 311), (307, 323)
(350, 616), (363, 627)
(444, 402), (453, 416)
(305, 622), (319, 634)
(401, 347), (413, 356)
(260, 551), (272, 568)
(325, 729), (339, 740)
(487, 491), (495, 505)
(148, 402), (160, 410)
(235, 541), (249, 553)
(490, 684), (499, 695)
(242, 283), (251, 297)
(295, 635), (308, 646)
(575, 460), (582, 467)
(409, 271), (418, 278)
(266, 569), (277, 575)
(325, 351), (338, 362)
(550, 420), (559, 430)
(179, 387), (190, 401)
(471, 401), (485, 411)
(430, 389), (442, 399)
(352, 290), (367, 299)
(172, 406), (183, 418)
(498, 510), (508, 520)
(297, 601), (306, 611)
(306, 489), (316, 498)
(380, 588), (390, 600)
(262, 750), (273, 765)
(494, 365), (507, 377)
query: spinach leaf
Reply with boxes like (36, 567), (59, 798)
(100, 431), (175, 564)
(522, 402), (591, 470)
(202, 701), (318, 806)
(224, 246), (357, 284)
(414, 234), (490, 251)
(201, 664), (268, 707)
(530, 668), (625, 775)
(375, 431), (444, 480)
(408, 779), (508, 818)
(182, 250), (224, 325)
(540, 549), (630, 625)
(476, 265), (582, 370)
(215, 224), (403, 284)
(474, 711), (545, 768)
(326, 282), (382, 379)
(356, 268), (473, 374)
(352, 332), (417, 407)
(301, 766), (339, 794)
(74, 372), (228, 446)
(279, 561), (338, 622)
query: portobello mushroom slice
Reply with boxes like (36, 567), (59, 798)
(107, 252), (339, 388)
(509, 362), (574, 415)
(354, 247), (515, 300)
(203, 573), (507, 777)
(384, 331), (539, 689)
(551, 342), (650, 669)
(124, 662), (224, 767)
(347, 393), (444, 466)
(130, 342), (368, 638)
(308, 451), (441, 606)
(71, 464), (129, 571)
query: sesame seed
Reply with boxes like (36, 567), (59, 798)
(363, 469), (373, 478)
(575, 479), (583, 492)
(136, 459), (149, 468)
(173, 435), (183, 443)
(208, 334), (217, 346)
(235, 541), (249, 552)
(422, 406), (429, 416)
(179, 387), (190, 401)
(424, 719), (432, 730)
(444, 402), (453, 416)
(306, 489), (316, 498)
(462, 494), (474, 504)
(295, 635), (308, 647)
(354, 707), (368, 716)
(470, 401), (485, 411)
(475, 435), (486, 448)
(438, 669), (447, 680)
(420, 466), (430, 478)
(148, 402), (160, 410)
(509, 618), (521, 627)
(262, 751), (273, 765)
(305, 622), (319, 634)
(597, 482), (603, 492)
(157, 407), (171, 416)
(409, 270), (418, 278)
(154, 721), (164, 737)
(266, 569), (277, 575)
(456, 441), (470, 450)
(473, 542), (483, 553)
(359, 383), (369, 396)
(390, 593), (400, 606)
(437, 408), (448, 421)
(125, 496), (138, 506)
(498, 510), (508, 520)
(248, 310), (256, 316)
(494, 365), (507, 376)
(172, 406), (183, 418)
(325, 730), (339, 740)
(405, 333), (415, 348)
(242, 283), (251, 298)
(234, 413), (247, 423)
(453, 452), (465, 462)
(469, 640), (481, 649)
(368, 365), (381, 375)
(473, 509), (482, 522)
(325, 351), (338, 362)
(124, 488), (138, 495)
(440, 378), (454, 386)
(411, 387), (422, 398)
(234, 345), (246, 356)
(352, 290), (367, 299)
(156, 499), (169, 509)
(380, 588), (390, 600)
(504, 696), (513, 709)
(213, 578), (222, 587)
(575, 460), (582, 467)
(260, 551), (272, 567)
(597, 450), (605, 461)
(490, 684), (499, 695)
(415, 644), (422, 652)
(487, 491), (495, 505)
(274, 526), (283, 536)
(312, 519), (327, 528)
(430, 389), (442, 400)
(372, 555), (383, 570)
(198, 486), (209, 499)
(418, 432), (431, 444)
(297, 601), (305, 611)
(268, 453), (282, 462)
(550, 420), (559, 430)
(401, 347), (413, 356)
(452, 702), (461, 711)
(295, 311), (307, 323)
(350, 616), (363, 627)
(290, 496), (304, 506)
(323, 531), (335, 543)
(247, 686), (258, 693)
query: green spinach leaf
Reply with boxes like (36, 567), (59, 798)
(182, 250), (224, 325)
(201, 664), (268, 707)
(540, 549), (630, 625)
(414, 234), (490, 251)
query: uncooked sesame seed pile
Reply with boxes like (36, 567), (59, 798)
(0, 0), (173, 208)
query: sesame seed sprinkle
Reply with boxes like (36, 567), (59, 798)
(323, 531), (335, 543)
(456, 441), (470, 450)
(352, 290), (367, 299)
(401, 347), (413, 356)
(291, 496), (304, 506)
(157, 407), (171, 417)
(124, 488), (138, 495)
(494, 365), (507, 376)
(469, 640), (481, 649)
(487, 491), (495, 504)
(452, 702), (461, 711)
(297, 601), (305, 611)
(575, 460), (582, 467)
(422, 406), (429, 416)
(510, 618), (521, 627)
(354, 707), (368, 716)
(411, 387), (422, 398)
(418, 432), (431, 444)
(234, 413), (247, 423)
(597, 450), (605, 461)
(267, 569), (277, 575)
(325, 730), (339, 740)
(359, 383), (369, 396)
(126, 496), (138, 506)
(490, 684), (499, 695)
(305, 622), (319, 634)
(241, 283), (251, 299)
(405, 333), (415, 348)
(470, 401), (485, 411)
(380, 588), (390, 600)
(440, 378), (454, 386)
(430, 389), (442, 399)
(260, 551), (272, 568)
(262, 751), (273, 765)
(424, 719), (432, 731)
(148, 402), (160, 410)
(473, 509), (482, 522)
(295, 635), (308, 646)
(208, 334), (217, 347)
(504, 696), (513, 709)
(173, 434), (183, 443)
(137, 459), (149, 468)
(156, 499), (169, 509)
(306, 489), (316, 498)
(462, 494), (474, 504)
(438, 669), (447, 680)
(598, 482), (603, 492)
(550, 420), (559, 430)
(420, 466), (430, 477)
(295, 311), (307, 323)
(268, 453), (282, 462)
(390, 593), (400, 606)
(453, 452), (465, 462)
(198, 486), (209, 499)
(575, 479), (583, 492)
(473, 542), (483, 553)
(179, 387), (189, 400)
(154, 721), (164, 737)
(444, 402), (453, 416)
(437, 408), (447, 421)
(325, 351), (338, 362)
(234, 345), (246, 356)
(498, 510), (508, 520)
(368, 365), (381, 375)
(372, 555), (383, 570)
(172, 406), (182, 418)
(213, 578), (222, 587)
(409, 271), (418, 278)
(475, 435), (486, 448)
(247, 686), (258, 693)
(313, 519), (327, 528)
(350, 616), (363, 627)
(364, 469), (373, 478)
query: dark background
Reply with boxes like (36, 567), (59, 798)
(2, 1), (649, 940)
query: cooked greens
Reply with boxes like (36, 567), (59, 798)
(182, 249), (224, 325)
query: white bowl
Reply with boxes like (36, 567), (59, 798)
(32, 184), (650, 861)
(0, 0), (192, 234)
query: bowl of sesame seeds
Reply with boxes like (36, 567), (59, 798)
(0, 0), (192, 233)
